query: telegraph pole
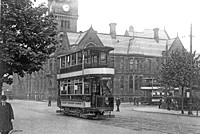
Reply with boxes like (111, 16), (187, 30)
(188, 24), (193, 115)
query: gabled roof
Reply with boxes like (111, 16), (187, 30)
(63, 27), (184, 57)
(67, 32), (87, 45)
(168, 37), (185, 52)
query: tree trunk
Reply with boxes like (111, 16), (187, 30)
(181, 86), (184, 114)
(0, 61), (4, 95)
(0, 80), (2, 96)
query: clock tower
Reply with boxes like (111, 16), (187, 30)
(48, 0), (79, 32)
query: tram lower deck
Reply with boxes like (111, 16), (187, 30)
(57, 75), (115, 119)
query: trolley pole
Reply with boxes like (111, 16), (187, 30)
(165, 41), (169, 97)
(188, 24), (193, 115)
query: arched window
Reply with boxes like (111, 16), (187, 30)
(135, 59), (139, 71)
(120, 76), (124, 90)
(148, 59), (152, 72)
(134, 76), (138, 90)
(129, 58), (134, 71)
(85, 43), (96, 48)
(49, 79), (52, 88)
(129, 75), (133, 92)
(120, 58), (124, 70)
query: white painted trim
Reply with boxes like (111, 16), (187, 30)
(57, 68), (114, 79)
(141, 87), (161, 90)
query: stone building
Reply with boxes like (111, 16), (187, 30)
(11, 0), (185, 101)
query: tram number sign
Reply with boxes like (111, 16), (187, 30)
(61, 101), (84, 107)
(101, 77), (111, 80)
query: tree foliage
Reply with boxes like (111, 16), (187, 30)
(159, 50), (192, 88)
(0, 0), (57, 93)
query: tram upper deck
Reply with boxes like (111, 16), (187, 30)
(57, 46), (114, 79)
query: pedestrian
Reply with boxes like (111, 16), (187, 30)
(0, 95), (14, 134)
(136, 98), (139, 106)
(48, 95), (52, 107)
(159, 97), (162, 109)
(116, 97), (121, 112)
(166, 97), (171, 111)
(133, 97), (136, 105)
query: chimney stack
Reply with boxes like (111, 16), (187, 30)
(153, 28), (159, 43)
(109, 23), (117, 39)
(129, 25), (134, 32)
(129, 25), (134, 39)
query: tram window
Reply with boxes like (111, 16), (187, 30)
(102, 81), (111, 95)
(67, 84), (74, 94)
(84, 83), (90, 94)
(84, 51), (88, 63)
(74, 78), (82, 94)
(61, 56), (66, 68)
(75, 83), (82, 94)
(77, 51), (82, 64)
(92, 84), (97, 92)
(91, 51), (98, 64)
(100, 52), (107, 64)
(84, 50), (91, 64)
(66, 55), (70, 67)
(60, 84), (67, 95)
(71, 53), (76, 65)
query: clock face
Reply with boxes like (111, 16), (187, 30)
(62, 4), (70, 12)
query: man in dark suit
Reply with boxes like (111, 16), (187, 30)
(0, 95), (14, 134)
(116, 97), (121, 112)
(48, 95), (52, 107)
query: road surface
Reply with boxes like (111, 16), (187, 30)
(9, 100), (200, 134)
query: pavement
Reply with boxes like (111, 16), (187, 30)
(120, 103), (200, 117)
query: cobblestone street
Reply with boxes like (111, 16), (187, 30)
(9, 100), (200, 134)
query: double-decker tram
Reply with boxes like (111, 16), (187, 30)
(141, 77), (164, 104)
(57, 46), (115, 119)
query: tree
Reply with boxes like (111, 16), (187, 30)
(0, 0), (57, 95)
(159, 50), (192, 114)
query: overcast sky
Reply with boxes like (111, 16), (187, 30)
(34, 0), (200, 53)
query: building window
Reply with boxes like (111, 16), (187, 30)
(135, 59), (139, 71)
(135, 76), (138, 90)
(129, 75), (133, 92)
(49, 79), (52, 88)
(61, 20), (70, 29)
(129, 58), (134, 71)
(61, 20), (64, 28)
(120, 58), (124, 70)
(120, 76), (124, 90)
(148, 59), (152, 72)
(139, 76), (143, 90)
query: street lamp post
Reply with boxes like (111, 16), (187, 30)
(188, 24), (193, 115)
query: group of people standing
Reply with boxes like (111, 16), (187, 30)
(159, 96), (178, 110)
